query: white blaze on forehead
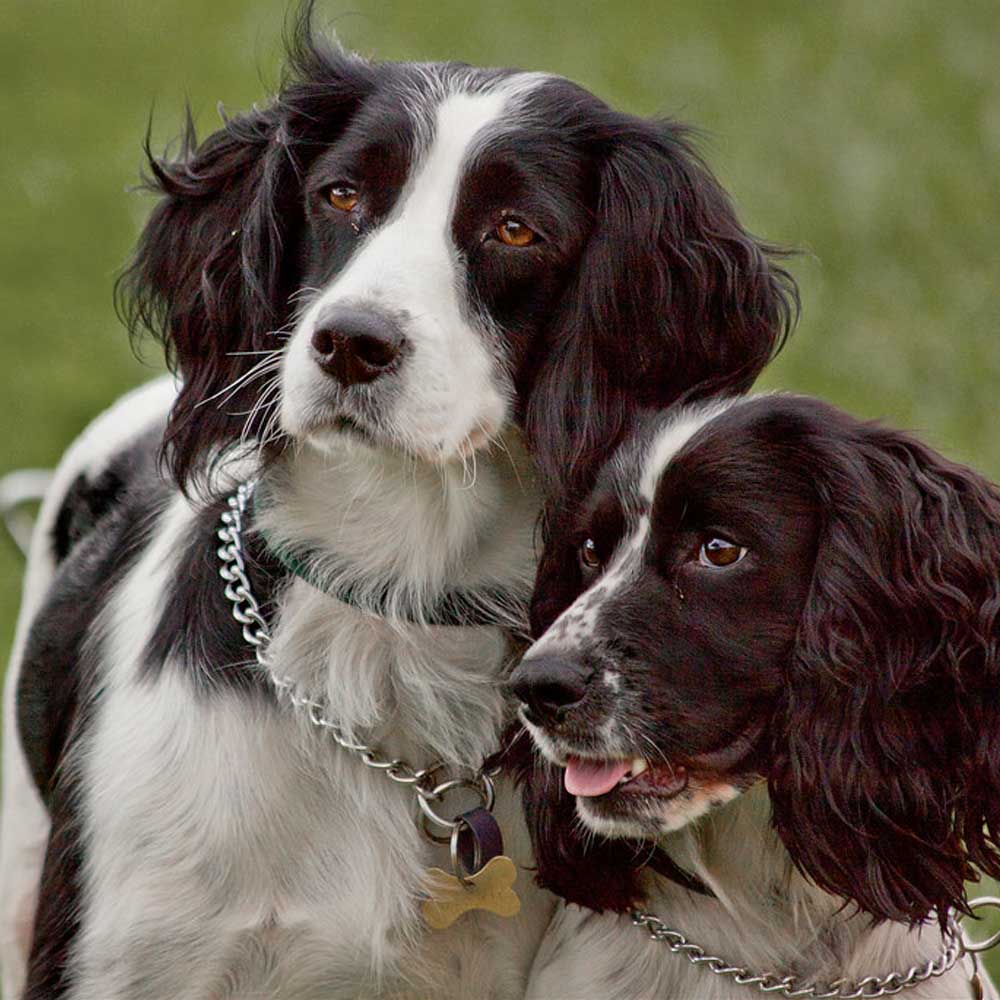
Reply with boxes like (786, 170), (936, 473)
(638, 399), (740, 501)
(408, 89), (509, 221)
(282, 74), (549, 457)
(308, 84), (517, 308)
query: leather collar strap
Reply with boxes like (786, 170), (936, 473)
(647, 848), (716, 899)
(252, 491), (526, 629)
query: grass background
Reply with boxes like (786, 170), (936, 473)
(2, 0), (999, 986)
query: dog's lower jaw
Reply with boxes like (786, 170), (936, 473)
(525, 785), (976, 1000)
(574, 774), (748, 839)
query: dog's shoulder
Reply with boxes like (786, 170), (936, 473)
(18, 463), (167, 805)
(18, 400), (171, 805)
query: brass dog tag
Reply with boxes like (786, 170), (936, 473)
(422, 855), (521, 930)
(969, 972), (984, 1000)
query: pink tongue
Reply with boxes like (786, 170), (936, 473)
(564, 757), (631, 797)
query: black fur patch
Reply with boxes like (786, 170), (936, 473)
(23, 772), (85, 999)
(142, 496), (283, 696)
(50, 423), (165, 563)
(51, 470), (125, 563)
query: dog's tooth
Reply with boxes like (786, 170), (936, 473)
(631, 758), (649, 777)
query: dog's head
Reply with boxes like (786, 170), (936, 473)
(118, 9), (795, 505)
(511, 394), (1000, 924)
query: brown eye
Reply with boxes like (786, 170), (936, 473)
(496, 218), (538, 247)
(328, 185), (359, 212)
(699, 537), (746, 568)
(579, 538), (602, 571)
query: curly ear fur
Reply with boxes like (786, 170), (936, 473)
(770, 419), (1000, 926)
(525, 119), (796, 598)
(116, 18), (374, 495)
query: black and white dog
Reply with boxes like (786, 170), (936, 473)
(0, 16), (796, 1000)
(511, 394), (1000, 999)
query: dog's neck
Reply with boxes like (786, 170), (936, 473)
(251, 431), (540, 763)
(648, 784), (957, 995)
(257, 433), (540, 597)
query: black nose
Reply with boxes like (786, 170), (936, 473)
(509, 655), (593, 726)
(310, 306), (406, 386)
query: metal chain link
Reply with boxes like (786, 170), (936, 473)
(629, 909), (965, 999)
(217, 481), (496, 840)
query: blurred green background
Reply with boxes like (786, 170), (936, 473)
(1, 0), (999, 985)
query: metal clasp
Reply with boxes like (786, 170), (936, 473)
(416, 773), (499, 883)
(417, 774), (496, 836)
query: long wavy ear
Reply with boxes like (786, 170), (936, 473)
(525, 117), (797, 593)
(769, 420), (1000, 926)
(116, 20), (373, 495)
(502, 727), (648, 911)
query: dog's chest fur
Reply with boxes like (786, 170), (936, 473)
(58, 442), (548, 999)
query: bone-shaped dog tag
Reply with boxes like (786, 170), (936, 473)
(422, 855), (520, 930)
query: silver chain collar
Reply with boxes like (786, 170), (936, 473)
(631, 895), (1000, 999)
(217, 481), (497, 853)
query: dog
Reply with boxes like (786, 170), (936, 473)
(0, 12), (797, 999)
(509, 393), (1000, 999)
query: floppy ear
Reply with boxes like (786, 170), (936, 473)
(502, 726), (647, 911)
(769, 423), (1000, 926)
(117, 23), (373, 494)
(524, 118), (797, 566)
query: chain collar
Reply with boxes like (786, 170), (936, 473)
(630, 894), (1000, 998)
(217, 481), (499, 862)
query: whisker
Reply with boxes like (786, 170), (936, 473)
(197, 355), (282, 409)
(238, 377), (283, 448)
(494, 725), (530, 759)
(638, 728), (670, 767)
(288, 285), (323, 305)
(488, 426), (527, 493)
(256, 394), (285, 443)
(460, 443), (479, 491)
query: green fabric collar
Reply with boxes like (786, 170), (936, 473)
(253, 488), (527, 629)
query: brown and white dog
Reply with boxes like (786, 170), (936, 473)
(512, 394), (1000, 1000)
